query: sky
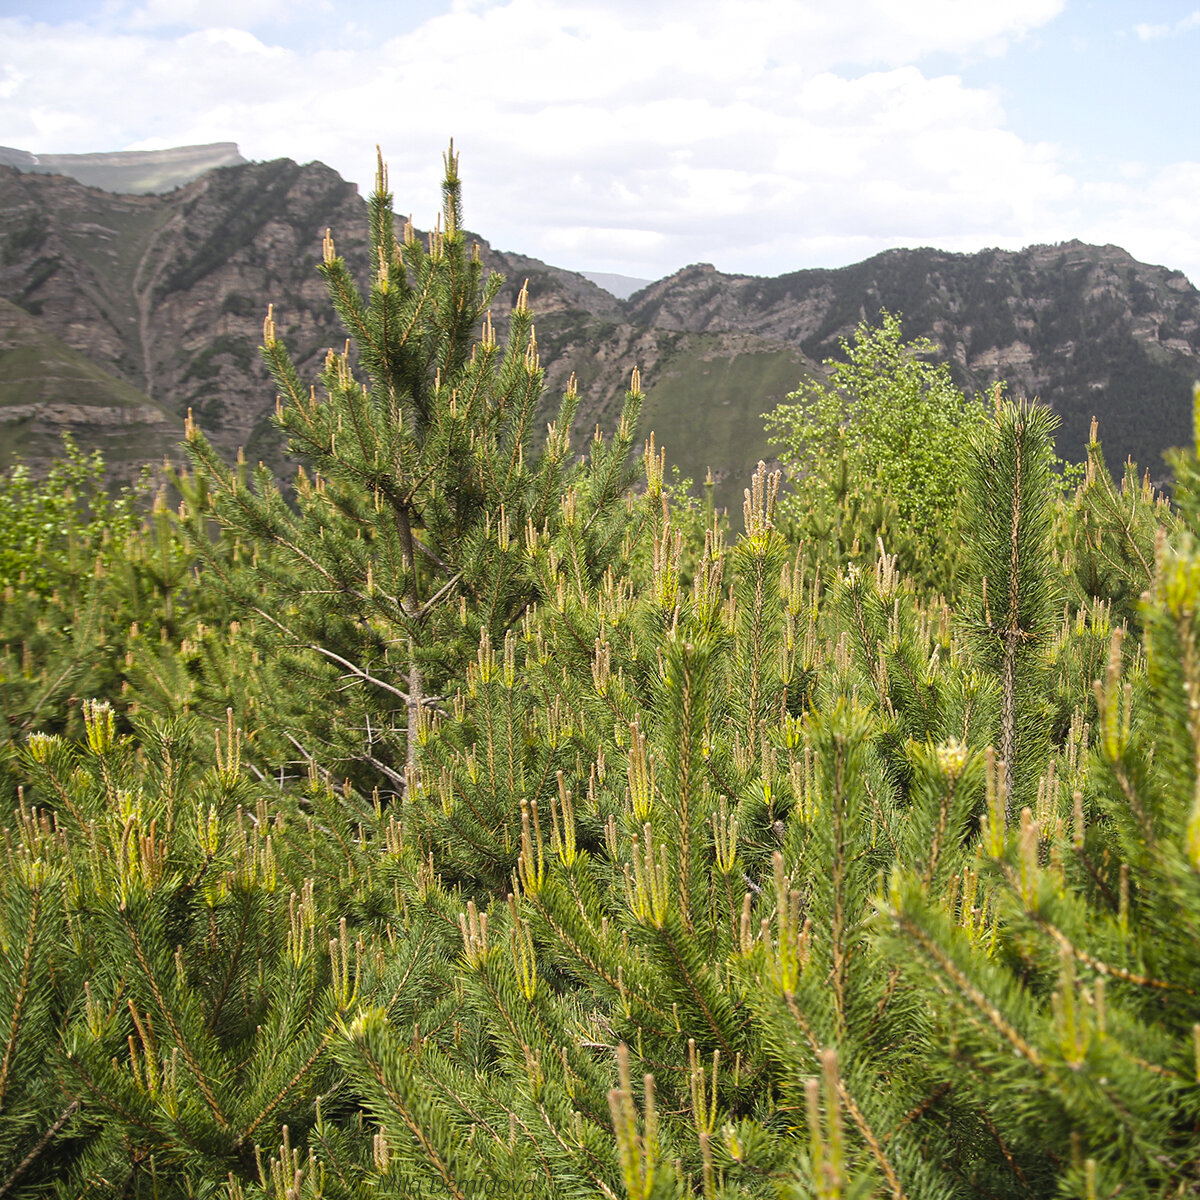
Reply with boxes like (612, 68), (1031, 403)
(0, 0), (1198, 286)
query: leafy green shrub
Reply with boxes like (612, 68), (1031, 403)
(764, 310), (985, 594)
(0, 436), (145, 594)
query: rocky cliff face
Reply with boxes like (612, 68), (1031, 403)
(1, 156), (1197, 497)
(0, 159), (626, 471)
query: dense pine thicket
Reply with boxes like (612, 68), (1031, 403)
(1, 150), (1199, 1200)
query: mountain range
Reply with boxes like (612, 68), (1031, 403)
(1, 144), (1197, 508)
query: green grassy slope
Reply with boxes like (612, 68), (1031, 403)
(0, 298), (177, 473)
(639, 332), (811, 517)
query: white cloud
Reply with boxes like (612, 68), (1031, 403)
(183, 27), (288, 55)
(1078, 162), (1200, 286)
(124, 0), (330, 30)
(0, 0), (1196, 289)
(1135, 9), (1200, 39)
(0, 64), (28, 100)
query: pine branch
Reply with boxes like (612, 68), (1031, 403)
(0, 1100), (80, 1200)
(0, 885), (43, 1110)
(783, 994), (907, 1198)
(120, 919), (230, 1129)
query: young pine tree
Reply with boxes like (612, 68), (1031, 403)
(182, 144), (644, 792)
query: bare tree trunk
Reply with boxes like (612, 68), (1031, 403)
(396, 505), (423, 778)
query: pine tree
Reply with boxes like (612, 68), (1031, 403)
(182, 144), (644, 794)
(964, 396), (1060, 814)
(879, 389), (1200, 1198)
(1058, 415), (1174, 632)
(2, 700), (471, 1197)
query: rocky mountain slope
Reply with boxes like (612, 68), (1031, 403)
(0, 158), (642, 475)
(1, 154), (1197, 509)
(629, 248), (1200, 477)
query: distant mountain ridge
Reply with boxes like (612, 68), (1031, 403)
(0, 143), (246, 195)
(0, 156), (632, 481)
(628, 248), (1200, 477)
(0, 151), (1196, 501)
(580, 271), (654, 300)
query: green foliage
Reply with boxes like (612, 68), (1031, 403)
(0, 441), (170, 793)
(5, 153), (1200, 1200)
(1056, 416), (1174, 633)
(764, 311), (985, 593)
(0, 702), (463, 1197)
